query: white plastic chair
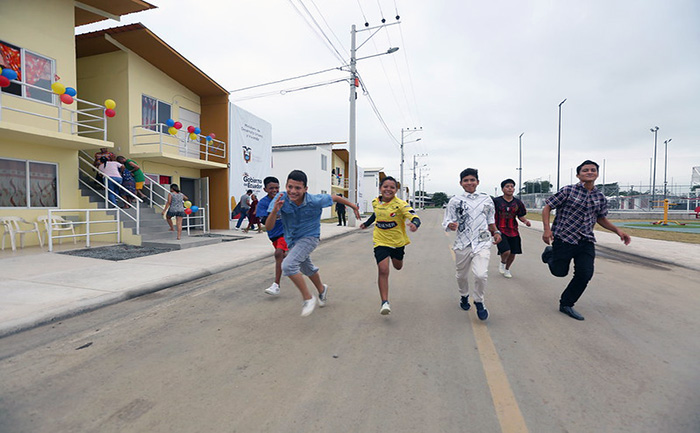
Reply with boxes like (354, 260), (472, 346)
(0, 216), (44, 251)
(37, 215), (77, 245)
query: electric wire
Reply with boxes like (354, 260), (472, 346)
(356, 0), (369, 26)
(232, 78), (348, 102)
(287, 0), (346, 65)
(295, 0), (348, 66)
(229, 66), (342, 93)
(357, 71), (401, 147)
(309, 0), (349, 60)
(397, 22), (422, 125)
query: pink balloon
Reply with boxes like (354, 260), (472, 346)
(60, 93), (74, 104)
(209, 133), (216, 139)
(174, 122), (183, 129)
(187, 125), (195, 133)
(105, 108), (116, 118)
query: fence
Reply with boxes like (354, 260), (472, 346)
(47, 208), (120, 252)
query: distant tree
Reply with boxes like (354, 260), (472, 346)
(432, 192), (449, 207)
(521, 180), (552, 194)
(595, 182), (619, 196)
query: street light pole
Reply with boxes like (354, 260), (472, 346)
(347, 23), (400, 226)
(518, 132), (524, 199)
(412, 153), (427, 207)
(663, 138), (672, 202)
(556, 98), (566, 191)
(650, 126), (659, 210)
(400, 127), (421, 200)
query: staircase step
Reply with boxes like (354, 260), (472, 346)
(142, 237), (221, 250)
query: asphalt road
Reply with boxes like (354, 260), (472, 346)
(1, 209), (698, 433)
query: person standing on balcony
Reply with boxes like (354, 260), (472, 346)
(116, 156), (147, 201)
(162, 184), (188, 240)
(235, 190), (252, 230)
(97, 156), (123, 208)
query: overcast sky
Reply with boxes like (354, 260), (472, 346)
(79, 0), (700, 197)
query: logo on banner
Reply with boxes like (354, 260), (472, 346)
(242, 146), (252, 163)
(242, 172), (263, 190)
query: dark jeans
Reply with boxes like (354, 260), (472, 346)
(236, 209), (249, 228)
(548, 238), (595, 307)
(337, 210), (346, 226)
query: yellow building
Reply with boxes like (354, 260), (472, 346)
(1, 2), (232, 250)
(0, 0), (156, 249)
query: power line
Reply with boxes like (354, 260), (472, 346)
(229, 66), (342, 93)
(232, 78), (348, 102)
(357, 71), (401, 147)
(309, 0), (349, 60)
(295, 0), (348, 65)
(287, 0), (346, 65)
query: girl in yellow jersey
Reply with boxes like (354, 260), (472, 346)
(360, 176), (421, 315)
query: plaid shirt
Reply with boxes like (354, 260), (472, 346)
(545, 183), (608, 244)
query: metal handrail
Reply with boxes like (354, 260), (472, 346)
(0, 79), (108, 140)
(47, 208), (121, 252)
(185, 208), (208, 234)
(132, 123), (226, 161)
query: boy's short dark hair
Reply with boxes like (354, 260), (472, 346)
(380, 176), (398, 187)
(287, 170), (308, 187)
(576, 160), (599, 174)
(501, 178), (516, 188)
(246, 189), (253, 194)
(263, 176), (279, 187)
(460, 168), (479, 181)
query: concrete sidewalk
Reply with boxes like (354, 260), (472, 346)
(2, 219), (698, 338)
(0, 223), (357, 338)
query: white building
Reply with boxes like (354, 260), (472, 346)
(361, 167), (384, 211)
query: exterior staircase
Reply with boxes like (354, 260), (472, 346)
(78, 175), (220, 250)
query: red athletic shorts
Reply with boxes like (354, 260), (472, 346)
(271, 235), (289, 252)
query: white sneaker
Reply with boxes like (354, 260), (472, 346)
(318, 284), (329, 307)
(504, 269), (513, 278)
(499, 262), (506, 274)
(264, 282), (280, 296)
(380, 301), (391, 315)
(301, 296), (317, 316)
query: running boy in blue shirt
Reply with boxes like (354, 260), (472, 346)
(266, 170), (361, 317)
(256, 176), (287, 296)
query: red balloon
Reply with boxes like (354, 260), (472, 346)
(187, 125), (195, 133)
(60, 93), (74, 104)
(184, 208), (193, 215)
(0, 76), (10, 88)
(105, 108), (116, 118)
(174, 122), (183, 129)
(209, 133), (216, 139)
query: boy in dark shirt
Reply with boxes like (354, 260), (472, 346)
(493, 179), (531, 278)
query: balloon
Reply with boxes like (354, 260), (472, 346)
(168, 126), (178, 135)
(190, 205), (199, 213)
(209, 133), (216, 139)
(104, 99), (116, 110)
(184, 208), (193, 215)
(51, 82), (66, 94)
(0, 76), (10, 88)
(1, 68), (18, 81)
(189, 133), (197, 140)
(194, 127), (201, 135)
(184, 201), (192, 208)
(105, 108), (116, 117)
(166, 118), (175, 127)
(205, 135), (212, 142)
(60, 93), (74, 104)
(65, 87), (77, 97)
(186, 125), (194, 133)
(174, 121), (182, 129)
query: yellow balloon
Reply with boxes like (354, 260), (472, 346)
(189, 133), (197, 140)
(168, 126), (178, 135)
(104, 99), (116, 110)
(51, 82), (66, 95)
(184, 201), (192, 209)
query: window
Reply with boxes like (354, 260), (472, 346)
(141, 95), (171, 133)
(0, 40), (55, 103)
(321, 154), (328, 171)
(0, 158), (58, 208)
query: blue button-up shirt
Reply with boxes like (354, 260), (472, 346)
(268, 192), (333, 246)
(545, 182), (608, 244)
(257, 195), (284, 240)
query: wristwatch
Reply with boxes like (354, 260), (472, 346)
(493, 231), (501, 235)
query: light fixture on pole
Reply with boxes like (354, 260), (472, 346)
(663, 138), (672, 202)
(400, 127), (422, 200)
(556, 98), (566, 191)
(650, 126), (659, 210)
(517, 132), (524, 199)
(348, 22), (400, 226)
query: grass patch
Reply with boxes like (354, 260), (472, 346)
(525, 212), (700, 244)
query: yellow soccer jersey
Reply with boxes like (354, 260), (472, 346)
(371, 196), (418, 248)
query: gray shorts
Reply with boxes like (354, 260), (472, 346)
(281, 237), (320, 277)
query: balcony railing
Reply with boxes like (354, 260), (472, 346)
(0, 80), (108, 140)
(132, 124), (226, 162)
(331, 174), (349, 188)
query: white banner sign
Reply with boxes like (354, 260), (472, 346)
(229, 104), (272, 222)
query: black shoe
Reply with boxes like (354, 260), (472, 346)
(559, 305), (584, 320)
(541, 246), (553, 264)
(474, 302), (489, 320)
(460, 296), (471, 311)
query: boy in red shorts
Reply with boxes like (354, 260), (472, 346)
(256, 176), (288, 296)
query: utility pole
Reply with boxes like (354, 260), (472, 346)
(650, 126), (659, 210)
(400, 127), (422, 200)
(663, 138), (672, 203)
(518, 132), (524, 199)
(556, 98), (566, 191)
(412, 153), (427, 207)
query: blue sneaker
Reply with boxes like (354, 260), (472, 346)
(474, 302), (488, 320)
(460, 296), (471, 311)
